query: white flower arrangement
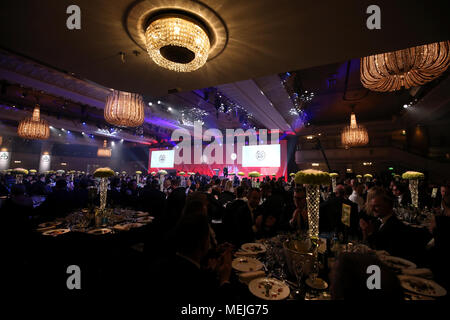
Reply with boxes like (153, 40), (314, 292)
(121, 171), (127, 174)
(93, 167), (115, 178)
(329, 173), (339, 178)
(363, 174), (373, 178)
(56, 169), (65, 174)
(158, 170), (168, 175)
(356, 175), (362, 178)
(150, 171), (156, 176)
(13, 168), (29, 175)
(178, 171), (186, 176)
(238, 172), (245, 176)
(402, 171), (424, 180)
(135, 171), (142, 175)
(248, 171), (261, 178)
(294, 169), (330, 185)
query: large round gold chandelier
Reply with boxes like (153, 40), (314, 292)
(144, 15), (211, 72)
(360, 40), (450, 92)
(341, 112), (369, 148)
(17, 104), (50, 140)
(104, 90), (145, 127)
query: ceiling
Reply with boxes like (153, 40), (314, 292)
(0, 0), (448, 97)
(0, 0), (449, 143)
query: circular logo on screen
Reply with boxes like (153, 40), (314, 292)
(159, 154), (166, 163)
(0, 152), (9, 161)
(42, 155), (50, 162)
(255, 150), (266, 161)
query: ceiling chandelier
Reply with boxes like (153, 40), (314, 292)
(341, 112), (369, 148)
(144, 15), (211, 72)
(97, 140), (111, 158)
(17, 104), (50, 140)
(104, 90), (145, 127)
(360, 40), (450, 92)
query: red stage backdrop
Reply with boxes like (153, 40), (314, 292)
(149, 140), (288, 179)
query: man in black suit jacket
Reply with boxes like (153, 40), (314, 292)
(227, 188), (262, 246)
(319, 185), (359, 236)
(151, 201), (232, 303)
(392, 183), (411, 207)
(360, 187), (422, 260)
(165, 177), (186, 229)
(141, 179), (166, 218)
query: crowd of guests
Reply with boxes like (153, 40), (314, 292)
(1, 170), (450, 299)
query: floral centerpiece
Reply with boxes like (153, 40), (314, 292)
(363, 174), (373, 182)
(178, 171), (186, 176)
(248, 171), (261, 178)
(29, 169), (37, 175)
(150, 171), (156, 176)
(402, 171), (424, 208)
(93, 167), (115, 210)
(188, 172), (195, 176)
(356, 174), (362, 183)
(238, 172), (245, 176)
(295, 169), (330, 240)
(228, 172), (235, 176)
(329, 173), (339, 193)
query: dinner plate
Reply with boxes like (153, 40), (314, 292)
(232, 257), (263, 272)
(38, 221), (60, 228)
(306, 277), (328, 290)
(398, 275), (447, 297)
(136, 216), (154, 223)
(248, 277), (290, 300)
(380, 255), (416, 271)
(41, 228), (70, 236)
(87, 228), (112, 235)
(241, 242), (266, 254)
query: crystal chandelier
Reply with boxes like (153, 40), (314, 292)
(104, 90), (145, 127)
(97, 140), (111, 157)
(360, 40), (450, 92)
(17, 104), (50, 140)
(144, 15), (210, 72)
(341, 112), (369, 147)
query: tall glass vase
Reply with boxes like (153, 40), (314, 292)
(160, 175), (164, 192)
(99, 177), (108, 210)
(409, 179), (419, 208)
(16, 174), (23, 184)
(331, 177), (337, 193)
(306, 184), (320, 241)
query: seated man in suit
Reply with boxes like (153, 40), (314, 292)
(359, 187), (420, 260)
(151, 200), (232, 302)
(319, 184), (358, 236)
(228, 188), (262, 245)
(392, 183), (411, 207)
